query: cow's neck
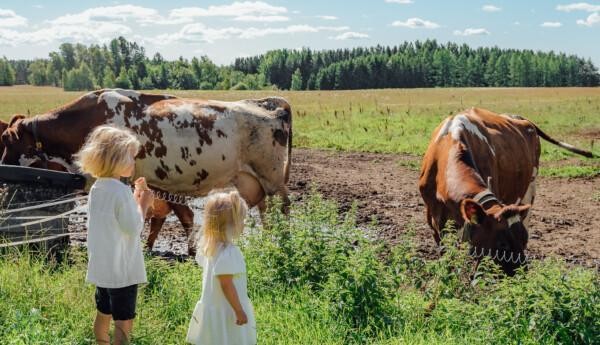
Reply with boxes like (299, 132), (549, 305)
(447, 145), (502, 213)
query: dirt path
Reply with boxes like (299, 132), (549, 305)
(145, 148), (599, 264)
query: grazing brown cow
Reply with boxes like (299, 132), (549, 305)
(1, 89), (292, 255)
(418, 107), (594, 274)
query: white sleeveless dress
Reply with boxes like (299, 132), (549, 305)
(186, 244), (256, 345)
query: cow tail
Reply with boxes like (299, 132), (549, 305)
(532, 122), (595, 158)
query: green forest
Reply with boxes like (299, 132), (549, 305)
(1, 37), (598, 91)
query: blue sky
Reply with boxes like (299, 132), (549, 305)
(0, 0), (599, 66)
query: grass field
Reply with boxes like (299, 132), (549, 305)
(0, 86), (599, 344)
(0, 86), (598, 176)
(1, 194), (598, 345)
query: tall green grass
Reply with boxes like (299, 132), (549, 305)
(1, 191), (598, 344)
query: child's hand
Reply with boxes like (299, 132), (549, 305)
(139, 189), (154, 210)
(235, 309), (248, 325)
(134, 177), (150, 192)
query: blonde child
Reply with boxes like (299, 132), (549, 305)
(187, 190), (257, 345)
(75, 125), (154, 345)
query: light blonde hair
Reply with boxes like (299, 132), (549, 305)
(199, 190), (248, 257)
(75, 125), (140, 178)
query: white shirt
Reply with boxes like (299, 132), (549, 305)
(86, 177), (147, 288)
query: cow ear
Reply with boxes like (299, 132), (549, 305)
(461, 199), (486, 225)
(8, 114), (26, 127)
(2, 116), (25, 144)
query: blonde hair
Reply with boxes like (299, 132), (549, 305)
(199, 190), (248, 257)
(75, 125), (140, 178)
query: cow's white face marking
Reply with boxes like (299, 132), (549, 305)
(449, 114), (496, 156)
(18, 154), (77, 172)
(18, 154), (37, 167)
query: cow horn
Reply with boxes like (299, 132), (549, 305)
(486, 176), (492, 188)
(515, 197), (521, 205)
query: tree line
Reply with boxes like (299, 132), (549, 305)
(3, 37), (598, 91)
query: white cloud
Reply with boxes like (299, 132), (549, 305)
(49, 5), (164, 26)
(385, 0), (413, 4)
(556, 3), (600, 12)
(541, 21), (563, 27)
(232, 15), (289, 22)
(577, 12), (600, 26)
(0, 9), (27, 28)
(317, 15), (338, 20)
(153, 24), (349, 44)
(330, 31), (369, 40)
(453, 28), (490, 36)
(0, 22), (132, 46)
(482, 5), (501, 12)
(392, 18), (439, 29)
(169, 1), (288, 23)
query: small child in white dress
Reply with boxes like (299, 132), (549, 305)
(187, 190), (257, 345)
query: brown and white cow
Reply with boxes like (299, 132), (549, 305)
(418, 107), (594, 274)
(1, 110), (196, 253)
(1, 89), (292, 255)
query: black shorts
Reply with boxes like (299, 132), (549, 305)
(95, 284), (138, 321)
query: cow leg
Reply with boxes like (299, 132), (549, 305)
(148, 217), (166, 251)
(146, 199), (172, 251)
(425, 208), (442, 245)
(170, 203), (196, 256)
(276, 185), (291, 215)
(430, 207), (449, 245)
(521, 167), (537, 227)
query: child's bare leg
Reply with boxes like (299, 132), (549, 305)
(114, 319), (133, 345)
(94, 311), (112, 344)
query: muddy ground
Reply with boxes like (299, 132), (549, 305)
(74, 148), (599, 265)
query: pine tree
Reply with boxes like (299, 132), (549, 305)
(291, 68), (303, 90)
(115, 67), (132, 89)
(102, 67), (116, 88)
(0, 58), (16, 86)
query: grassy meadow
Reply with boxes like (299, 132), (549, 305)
(1, 193), (598, 344)
(0, 86), (599, 176)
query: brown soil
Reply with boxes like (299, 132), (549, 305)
(137, 148), (599, 265)
(289, 148), (600, 264)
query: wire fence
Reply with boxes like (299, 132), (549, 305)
(1, 192), (598, 271)
(467, 245), (600, 270)
(150, 190), (192, 205)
